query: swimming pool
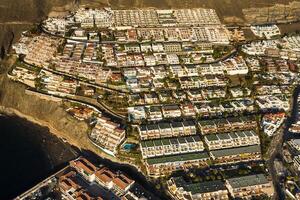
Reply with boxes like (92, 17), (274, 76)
(123, 143), (136, 151)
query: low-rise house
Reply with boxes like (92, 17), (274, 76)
(40, 71), (78, 96)
(199, 117), (257, 135)
(199, 75), (226, 88)
(145, 151), (210, 177)
(210, 145), (262, 165)
(151, 66), (167, 79)
(221, 102), (235, 113)
(181, 103), (197, 117)
(167, 177), (229, 200)
(152, 79), (165, 89)
(293, 155), (300, 171)
(172, 90), (187, 101)
(136, 67), (151, 78)
(138, 121), (197, 140)
(198, 63), (224, 75)
(170, 65), (186, 77)
(146, 106), (163, 121)
(184, 65), (199, 76)
(13, 35), (31, 55)
(164, 43), (182, 52)
(159, 123), (173, 138)
(201, 88), (226, 99)
(226, 174), (274, 199)
(158, 91), (173, 103)
(178, 28), (197, 41)
(222, 56), (248, 75)
(129, 94), (145, 105)
(144, 92), (159, 104)
(250, 25), (280, 39)
(230, 87), (251, 98)
(126, 29), (138, 41)
(10, 66), (37, 87)
(152, 43), (164, 52)
(126, 78), (139, 90)
(194, 103), (210, 117)
(144, 55), (156, 66)
(128, 106), (146, 122)
(162, 105), (182, 118)
(262, 112), (286, 137)
(154, 53), (168, 65)
(164, 29), (180, 42)
(187, 89), (204, 102)
(171, 122), (185, 136)
(70, 157), (97, 182)
(63, 157), (135, 199)
(215, 119), (231, 133)
(256, 95), (290, 112)
(204, 131), (260, 150)
(67, 107), (94, 121)
(198, 120), (217, 134)
(167, 54), (180, 65)
(96, 68), (111, 84)
(123, 68), (137, 78)
(140, 43), (152, 52)
(179, 77), (200, 89)
(182, 121), (197, 136)
(287, 139), (300, 154)
(59, 171), (99, 200)
(139, 124), (160, 140)
(95, 167), (135, 196)
(140, 135), (204, 158)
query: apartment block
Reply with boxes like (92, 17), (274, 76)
(204, 130), (260, 150)
(145, 152), (210, 177)
(140, 135), (204, 158)
(226, 174), (274, 199)
(168, 177), (229, 200)
(210, 145), (262, 165)
(138, 121), (197, 140)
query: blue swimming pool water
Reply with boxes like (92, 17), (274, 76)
(123, 143), (136, 150)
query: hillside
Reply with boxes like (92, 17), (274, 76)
(1, 0), (300, 58)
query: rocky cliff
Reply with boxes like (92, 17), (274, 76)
(243, 1), (300, 24)
(0, 57), (122, 161)
(0, 77), (88, 143)
(0, 57), (90, 151)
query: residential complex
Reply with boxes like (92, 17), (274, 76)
(19, 157), (155, 200)
(138, 121), (197, 140)
(90, 117), (125, 156)
(10, 5), (300, 200)
(204, 130), (260, 150)
(225, 174), (274, 199)
(167, 173), (274, 200)
(167, 177), (229, 200)
(145, 151), (210, 177)
(140, 135), (204, 159)
(210, 145), (262, 165)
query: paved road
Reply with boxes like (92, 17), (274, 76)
(266, 127), (285, 200)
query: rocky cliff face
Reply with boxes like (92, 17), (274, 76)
(0, 58), (120, 161)
(243, 1), (300, 24)
(0, 0), (75, 22)
(0, 0), (77, 59)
